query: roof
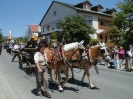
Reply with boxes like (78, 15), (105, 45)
(39, 1), (113, 25)
(91, 4), (104, 9)
(30, 25), (40, 32)
(103, 8), (116, 13)
(97, 29), (111, 35)
(74, 0), (93, 7)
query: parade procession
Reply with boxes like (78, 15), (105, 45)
(0, 0), (133, 99)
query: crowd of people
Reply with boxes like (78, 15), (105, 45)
(102, 45), (133, 72)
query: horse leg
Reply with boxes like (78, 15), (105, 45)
(86, 70), (95, 89)
(49, 68), (55, 84)
(57, 71), (64, 92)
(69, 67), (74, 80)
(81, 71), (86, 85)
(61, 67), (70, 85)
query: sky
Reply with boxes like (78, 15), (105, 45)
(0, 0), (124, 37)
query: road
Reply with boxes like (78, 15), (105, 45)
(0, 49), (133, 99)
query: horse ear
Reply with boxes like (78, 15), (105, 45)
(79, 40), (84, 45)
(99, 41), (102, 46)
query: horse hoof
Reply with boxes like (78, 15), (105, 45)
(90, 86), (96, 89)
(59, 90), (64, 93)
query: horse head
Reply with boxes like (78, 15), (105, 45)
(98, 42), (111, 62)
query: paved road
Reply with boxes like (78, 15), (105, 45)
(0, 49), (133, 99)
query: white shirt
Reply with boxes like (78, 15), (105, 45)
(13, 44), (20, 51)
(34, 52), (48, 65)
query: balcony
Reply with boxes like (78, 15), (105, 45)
(99, 25), (109, 30)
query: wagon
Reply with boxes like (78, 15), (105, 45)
(18, 48), (37, 75)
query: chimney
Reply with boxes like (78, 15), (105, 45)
(106, 8), (109, 10)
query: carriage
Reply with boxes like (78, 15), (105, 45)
(18, 48), (37, 75)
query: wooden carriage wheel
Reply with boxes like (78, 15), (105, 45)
(18, 54), (23, 69)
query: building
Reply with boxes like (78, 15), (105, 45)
(39, 0), (116, 46)
(27, 25), (41, 41)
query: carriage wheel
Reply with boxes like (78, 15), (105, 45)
(18, 55), (23, 69)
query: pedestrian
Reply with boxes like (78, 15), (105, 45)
(34, 43), (52, 98)
(118, 46), (125, 69)
(25, 36), (38, 48)
(0, 43), (2, 55)
(38, 36), (48, 47)
(125, 46), (133, 72)
(11, 42), (21, 62)
(8, 42), (13, 54)
(112, 46), (119, 70)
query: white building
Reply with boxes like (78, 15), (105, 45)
(39, 0), (116, 44)
(27, 25), (41, 41)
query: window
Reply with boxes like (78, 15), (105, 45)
(43, 27), (46, 32)
(98, 8), (102, 12)
(83, 4), (86, 9)
(99, 35), (103, 39)
(56, 23), (60, 29)
(47, 25), (50, 31)
(88, 20), (92, 25)
(86, 5), (91, 10)
(100, 22), (104, 25)
(53, 11), (57, 17)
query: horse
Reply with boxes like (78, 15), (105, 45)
(45, 41), (88, 92)
(68, 43), (112, 89)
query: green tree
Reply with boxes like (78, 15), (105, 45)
(111, 0), (133, 49)
(0, 34), (4, 43)
(59, 15), (95, 46)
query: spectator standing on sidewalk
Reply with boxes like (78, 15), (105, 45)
(125, 46), (133, 72)
(0, 43), (2, 55)
(118, 46), (125, 69)
(112, 46), (119, 70)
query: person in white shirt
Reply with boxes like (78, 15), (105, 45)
(11, 42), (20, 62)
(34, 43), (51, 98)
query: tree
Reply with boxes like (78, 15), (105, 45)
(59, 15), (95, 46)
(0, 34), (4, 43)
(111, 0), (133, 49)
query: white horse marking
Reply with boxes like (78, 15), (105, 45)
(63, 42), (79, 52)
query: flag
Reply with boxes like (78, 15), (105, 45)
(8, 29), (12, 40)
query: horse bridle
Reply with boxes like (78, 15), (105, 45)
(98, 47), (110, 59)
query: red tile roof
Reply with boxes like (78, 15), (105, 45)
(30, 25), (40, 32)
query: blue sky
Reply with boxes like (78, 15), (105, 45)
(0, 0), (124, 37)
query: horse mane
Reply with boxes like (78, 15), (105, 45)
(63, 42), (78, 52)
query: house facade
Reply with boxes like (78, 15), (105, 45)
(39, 0), (116, 46)
(27, 25), (41, 41)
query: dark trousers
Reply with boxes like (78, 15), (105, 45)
(35, 66), (49, 93)
(12, 51), (20, 62)
(0, 50), (1, 55)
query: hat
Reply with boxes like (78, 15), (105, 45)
(31, 35), (34, 38)
(42, 36), (45, 39)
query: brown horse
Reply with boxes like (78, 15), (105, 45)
(69, 44), (111, 89)
(45, 41), (87, 91)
